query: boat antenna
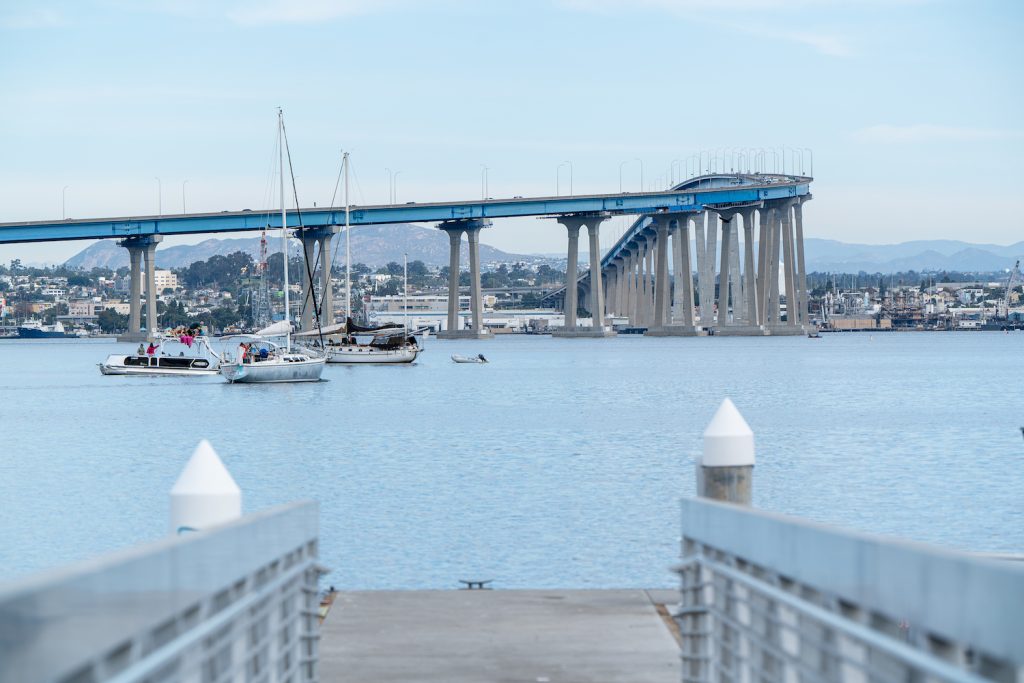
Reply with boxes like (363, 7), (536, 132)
(278, 108), (291, 352)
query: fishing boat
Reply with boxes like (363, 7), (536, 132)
(452, 354), (488, 364)
(219, 110), (325, 384)
(99, 335), (222, 376)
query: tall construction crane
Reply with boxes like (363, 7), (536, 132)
(998, 260), (1022, 320)
(249, 230), (273, 328)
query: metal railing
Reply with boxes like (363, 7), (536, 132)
(0, 501), (321, 683)
(675, 497), (1024, 683)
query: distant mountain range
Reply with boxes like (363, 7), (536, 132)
(63, 225), (1024, 274)
(803, 238), (1024, 273)
(64, 224), (537, 270)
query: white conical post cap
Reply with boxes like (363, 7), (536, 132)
(169, 440), (242, 534)
(702, 398), (755, 467)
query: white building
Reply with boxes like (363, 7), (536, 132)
(154, 270), (178, 292)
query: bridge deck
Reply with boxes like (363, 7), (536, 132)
(0, 174), (810, 244)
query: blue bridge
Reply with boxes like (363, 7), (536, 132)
(0, 173), (812, 339)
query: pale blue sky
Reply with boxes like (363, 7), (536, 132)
(1, 0), (1022, 264)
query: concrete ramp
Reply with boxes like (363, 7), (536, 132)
(319, 589), (681, 683)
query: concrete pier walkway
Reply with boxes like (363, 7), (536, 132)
(320, 589), (681, 683)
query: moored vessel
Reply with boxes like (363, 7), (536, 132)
(99, 335), (222, 376)
(18, 320), (72, 339)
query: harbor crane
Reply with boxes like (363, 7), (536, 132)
(998, 260), (1022, 320)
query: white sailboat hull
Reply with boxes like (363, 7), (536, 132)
(326, 345), (418, 364)
(220, 357), (326, 383)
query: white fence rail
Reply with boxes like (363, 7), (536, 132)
(0, 501), (320, 683)
(676, 497), (1024, 683)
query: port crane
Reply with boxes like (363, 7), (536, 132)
(998, 260), (1022, 319)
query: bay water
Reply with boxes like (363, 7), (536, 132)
(1, 332), (1021, 588)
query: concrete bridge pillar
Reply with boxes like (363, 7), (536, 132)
(743, 208), (759, 327)
(127, 244), (142, 336)
(554, 213), (614, 338)
(717, 213), (734, 328)
(692, 214), (708, 327)
(794, 196), (812, 328)
(651, 217), (670, 330)
(675, 216), (697, 331)
(622, 249), (630, 327)
(780, 200), (797, 327)
(586, 216), (611, 333)
(320, 229), (336, 325)
(769, 207), (782, 326)
(118, 235), (162, 342)
(437, 218), (492, 339)
(300, 233), (317, 332)
(714, 208), (768, 337)
(144, 239), (160, 337)
(756, 206), (770, 326)
(645, 214), (700, 337)
(467, 226), (484, 334)
(641, 236), (652, 327)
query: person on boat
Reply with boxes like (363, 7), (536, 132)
(238, 342), (249, 364)
(146, 342), (157, 356)
(137, 343), (145, 356)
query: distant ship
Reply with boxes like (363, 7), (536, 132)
(17, 320), (72, 339)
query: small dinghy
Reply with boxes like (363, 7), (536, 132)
(452, 354), (488, 364)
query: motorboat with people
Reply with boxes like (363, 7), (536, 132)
(452, 354), (488, 364)
(99, 334), (222, 376)
(219, 325), (326, 383)
(294, 318), (421, 364)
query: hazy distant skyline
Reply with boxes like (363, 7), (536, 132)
(1, 0), (1022, 264)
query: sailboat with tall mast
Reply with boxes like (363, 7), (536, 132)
(220, 109), (326, 384)
(294, 155), (421, 364)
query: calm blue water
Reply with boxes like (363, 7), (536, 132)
(0, 333), (1021, 589)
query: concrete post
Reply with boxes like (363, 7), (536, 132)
(127, 245), (142, 335)
(467, 227), (484, 333)
(301, 234), (317, 331)
(653, 218), (669, 329)
(698, 398), (754, 505)
(743, 209), (759, 326)
(143, 239), (160, 337)
(445, 227), (462, 333)
(587, 220), (606, 330)
(717, 215), (732, 327)
(170, 439), (242, 535)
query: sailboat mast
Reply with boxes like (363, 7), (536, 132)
(279, 109), (291, 352)
(403, 252), (408, 336)
(344, 151), (351, 323)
